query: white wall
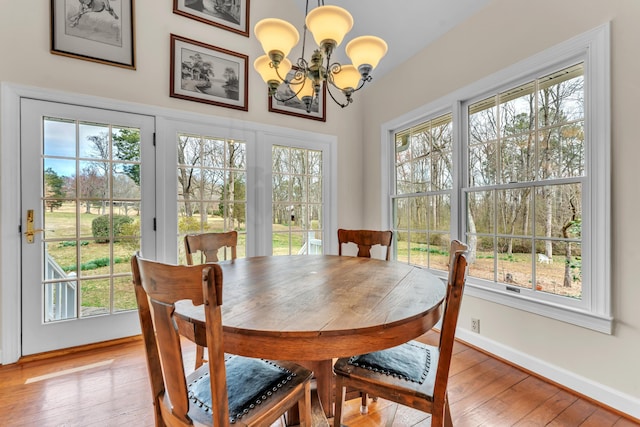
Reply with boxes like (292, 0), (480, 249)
(360, 0), (640, 416)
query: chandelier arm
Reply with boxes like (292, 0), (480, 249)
(273, 89), (303, 103)
(325, 82), (350, 109)
(350, 75), (371, 93)
(272, 72), (311, 103)
(271, 64), (290, 85)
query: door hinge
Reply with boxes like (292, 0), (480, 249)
(153, 218), (157, 231)
(153, 132), (156, 147)
(18, 224), (22, 234)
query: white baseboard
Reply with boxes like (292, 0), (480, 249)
(455, 329), (640, 420)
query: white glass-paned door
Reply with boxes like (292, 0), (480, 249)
(20, 99), (155, 355)
(272, 145), (323, 255)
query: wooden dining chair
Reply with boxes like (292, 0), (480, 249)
(184, 230), (238, 264)
(333, 240), (469, 427)
(132, 254), (313, 427)
(337, 228), (393, 412)
(337, 229), (393, 260)
(184, 231), (238, 368)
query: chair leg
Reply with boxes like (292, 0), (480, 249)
(443, 397), (453, 427)
(334, 379), (346, 427)
(360, 392), (368, 414)
(194, 345), (205, 369)
(431, 395), (453, 427)
(298, 381), (312, 427)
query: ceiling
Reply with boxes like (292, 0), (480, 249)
(293, 0), (493, 80)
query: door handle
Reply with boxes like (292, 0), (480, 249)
(25, 209), (45, 244)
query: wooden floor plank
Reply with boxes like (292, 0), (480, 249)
(0, 333), (637, 427)
(512, 388), (577, 426)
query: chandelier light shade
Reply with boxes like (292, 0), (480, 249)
(253, 1), (388, 113)
(254, 18), (299, 63)
(331, 64), (361, 91)
(305, 5), (354, 49)
(254, 55), (292, 85)
(346, 36), (388, 75)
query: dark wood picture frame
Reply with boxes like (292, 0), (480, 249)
(50, 0), (136, 69)
(170, 34), (249, 111)
(268, 67), (327, 122)
(173, 0), (250, 37)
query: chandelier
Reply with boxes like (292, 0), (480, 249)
(253, 1), (388, 113)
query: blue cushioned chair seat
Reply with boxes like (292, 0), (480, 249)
(188, 355), (296, 424)
(348, 341), (432, 384)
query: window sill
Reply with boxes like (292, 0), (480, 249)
(463, 282), (613, 334)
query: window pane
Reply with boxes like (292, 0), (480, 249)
(467, 191), (494, 235)
(409, 231), (428, 267)
(538, 123), (584, 180)
(429, 194), (450, 232)
(308, 176), (322, 203)
(395, 161), (412, 194)
(80, 278), (110, 317)
(78, 123), (109, 159)
(44, 201), (77, 240)
(429, 233), (451, 271)
(535, 241), (582, 299)
(499, 82), (535, 137)
(469, 142), (497, 187)
(431, 155), (452, 191)
(500, 135), (535, 184)
(469, 97), (498, 144)
(497, 237), (532, 289)
(534, 184), (581, 239)
(395, 230), (409, 264)
(394, 198), (409, 231)
(497, 188), (532, 236)
(538, 64), (584, 127)
(44, 118), (76, 158)
(412, 157), (429, 193)
(179, 135), (201, 166)
(202, 138), (224, 168)
(468, 235), (495, 282)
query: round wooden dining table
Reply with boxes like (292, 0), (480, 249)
(174, 254), (446, 420)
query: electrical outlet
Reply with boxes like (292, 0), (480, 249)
(471, 318), (480, 333)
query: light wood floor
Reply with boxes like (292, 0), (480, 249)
(0, 331), (637, 427)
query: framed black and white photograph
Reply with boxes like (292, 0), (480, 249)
(268, 68), (327, 122)
(173, 0), (249, 37)
(170, 34), (248, 111)
(50, 0), (135, 69)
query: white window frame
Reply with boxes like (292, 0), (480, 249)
(381, 23), (611, 333)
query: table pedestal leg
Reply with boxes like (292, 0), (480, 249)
(289, 359), (334, 421)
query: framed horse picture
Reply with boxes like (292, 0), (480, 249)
(50, 0), (136, 69)
(173, 0), (250, 37)
(170, 34), (249, 111)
